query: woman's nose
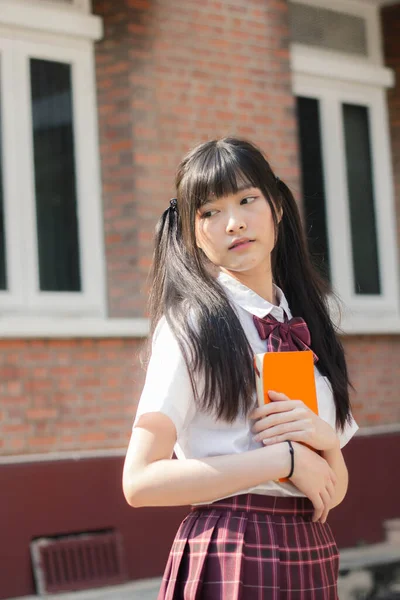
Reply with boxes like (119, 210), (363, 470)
(226, 212), (247, 233)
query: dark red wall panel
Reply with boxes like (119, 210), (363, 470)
(0, 456), (186, 599)
(329, 433), (400, 547)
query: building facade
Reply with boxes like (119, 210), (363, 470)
(0, 0), (400, 596)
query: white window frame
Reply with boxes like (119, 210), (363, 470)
(0, 1), (100, 41)
(43, 0), (92, 11)
(0, 2), (107, 320)
(290, 0), (400, 334)
(22, 0), (92, 12)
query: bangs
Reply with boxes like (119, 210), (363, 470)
(181, 143), (266, 209)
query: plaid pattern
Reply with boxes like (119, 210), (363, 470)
(253, 313), (319, 363)
(158, 493), (339, 599)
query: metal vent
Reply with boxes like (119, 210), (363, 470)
(30, 530), (128, 594)
(289, 3), (368, 57)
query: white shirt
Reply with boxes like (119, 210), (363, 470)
(133, 271), (359, 501)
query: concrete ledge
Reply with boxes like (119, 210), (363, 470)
(0, 317), (149, 338)
(340, 542), (400, 571)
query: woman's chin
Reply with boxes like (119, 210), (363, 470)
(222, 256), (268, 274)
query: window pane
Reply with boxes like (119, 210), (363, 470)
(342, 104), (381, 295)
(0, 80), (6, 291)
(296, 97), (331, 283)
(30, 58), (81, 292)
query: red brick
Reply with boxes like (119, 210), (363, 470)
(6, 381), (23, 395)
(79, 432), (108, 442)
(3, 424), (32, 433)
(9, 439), (24, 451)
(26, 409), (58, 421)
(29, 437), (58, 447)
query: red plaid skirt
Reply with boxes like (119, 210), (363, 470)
(157, 493), (339, 599)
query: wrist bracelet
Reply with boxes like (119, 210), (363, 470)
(286, 440), (294, 478)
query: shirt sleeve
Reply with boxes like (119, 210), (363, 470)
(133, 317), (196, 437)
(338, 413), (359, 449)
(316, 371), (359, 449)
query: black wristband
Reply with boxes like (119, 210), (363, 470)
(286, 440), (294, 478)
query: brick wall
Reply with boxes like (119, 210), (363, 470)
(344, 335), (400, 426)
(2, 0), (400, 457)
(1, 0), (300, 457)
(94, 0), (299, 318)
(0, 338), (145, 455)
(3, 331), (399, 456)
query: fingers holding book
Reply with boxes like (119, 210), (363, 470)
(250, 390), (339, 451)
(289, 442), (338, 523)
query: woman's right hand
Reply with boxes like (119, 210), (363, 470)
(289, 442), (337, 523)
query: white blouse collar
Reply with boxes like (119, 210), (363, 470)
(217, 270), (292, 321)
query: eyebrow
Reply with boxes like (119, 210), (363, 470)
(203, 185), (255, 205)
(236, 184), (253, 193)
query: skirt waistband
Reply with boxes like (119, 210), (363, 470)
(191, 493), (314, 516)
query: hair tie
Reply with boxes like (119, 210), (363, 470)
(169, 198), (178, 212)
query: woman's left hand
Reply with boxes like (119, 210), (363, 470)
(249, 391), (339, 452)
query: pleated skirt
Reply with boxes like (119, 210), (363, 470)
(157, 493), (339, 600)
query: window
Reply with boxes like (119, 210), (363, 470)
(297, 95), (383, 298)
(30, 59), (81, 293)
(295, 83), (398, 321)
(291, 0), (399, 329)
(296, 96), (331, 284)
(0, 4), (104, 318)
(342, 103), (380, 296)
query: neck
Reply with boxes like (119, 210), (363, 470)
(221, 265), (278, 306)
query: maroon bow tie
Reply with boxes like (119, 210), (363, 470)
(253, 313), (318, 362)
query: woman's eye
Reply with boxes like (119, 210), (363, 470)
(201, 210), (216, 219)
(241, 196), (256, 205)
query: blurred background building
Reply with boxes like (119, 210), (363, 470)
(0, 0), (399, 597)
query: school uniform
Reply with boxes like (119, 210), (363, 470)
(134, 271), (359, 599)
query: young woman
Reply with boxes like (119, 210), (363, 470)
(123, 137), (359, 599)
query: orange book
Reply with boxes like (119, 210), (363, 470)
(253, 350), (319, 482)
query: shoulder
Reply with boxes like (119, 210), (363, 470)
(134, 315), (197, 436)
(153, 304), (201, 343)
(152, 315), (172, 347)
(151, 311), (200, 372)
(152, 308), (196, 346)
(149, 318), (185, 374)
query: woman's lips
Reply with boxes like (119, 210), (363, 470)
(229, 240), (255, 250)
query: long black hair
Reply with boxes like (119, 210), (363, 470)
(148, 137), (352, 430)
